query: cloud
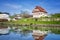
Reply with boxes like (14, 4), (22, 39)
(20, 8), (32, 14)
(4, 3), (22, 9)
(24, 9), (32, 12)
(24, 9), (31, 12)
(23, 9), (32, 14)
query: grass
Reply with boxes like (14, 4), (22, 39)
(6, 18), (60, 24)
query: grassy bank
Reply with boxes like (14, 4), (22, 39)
(8, 18), (60, 24)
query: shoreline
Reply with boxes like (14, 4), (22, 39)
(4, 24), (60, 27)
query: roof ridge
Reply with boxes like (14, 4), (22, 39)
(32, 6), (47, 13)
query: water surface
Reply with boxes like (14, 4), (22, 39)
(0, 32), (60, 40)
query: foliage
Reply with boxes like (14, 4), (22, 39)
(0, 12), (10, 15)
(7, 18), (60, 24)
(51, 13), (60, 18)
(20, 11), (32, 18)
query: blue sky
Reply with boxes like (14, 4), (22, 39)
(0, 0), (60, 15)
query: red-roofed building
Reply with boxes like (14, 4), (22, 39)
(32, 6), (48, 18)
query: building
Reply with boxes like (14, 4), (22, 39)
(12, 14), (22, 21)
(32, 6), (48, 18)
(0, 13), (10, 22)
(0, 12), (10, 34)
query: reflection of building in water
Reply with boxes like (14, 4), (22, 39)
(0, 23), (10, 34)
(32, 30), (48, 40)
(32, 6), (48, 18)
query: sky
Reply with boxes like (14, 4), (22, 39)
(0, 0), (60, 15)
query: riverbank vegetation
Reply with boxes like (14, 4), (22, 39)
(7, 18), (60, 24)
(9, 13), (60, 24)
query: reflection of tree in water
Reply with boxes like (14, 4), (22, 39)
(20, 31), (30, 37)
(0, 22), (8, 28)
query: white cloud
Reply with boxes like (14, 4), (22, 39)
(23, 9), (32, 14)
(24, 9), (31, 12)
(4, 3), (22, 9)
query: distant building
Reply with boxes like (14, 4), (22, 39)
(0, 13), (10, 22)
(12, 14), (22, 21)
(15, 15), (22, 19)
(32, 6), (48, 18)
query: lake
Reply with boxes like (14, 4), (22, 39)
(0, 31), (60, 40)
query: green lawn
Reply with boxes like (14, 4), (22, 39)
(8, 18), (60, 24)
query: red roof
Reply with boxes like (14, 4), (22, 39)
(32, 6), (47, 13)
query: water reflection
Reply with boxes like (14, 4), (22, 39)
(0, 31), (60, 40)
(45, 33), (60, 40)
(0, 25), (60, 40)
(0, 32), (34, 40)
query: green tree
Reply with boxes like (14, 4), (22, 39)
(51, 13), (60, 18)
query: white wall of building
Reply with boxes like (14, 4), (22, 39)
(0, 14), (10, 21)
(33, 12), (48, 18)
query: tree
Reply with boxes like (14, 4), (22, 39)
(20, 11), (31, 18)
(0, 12), (10, 15)
(0, 12), (2, 14)
(51, 13), (60, 18)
